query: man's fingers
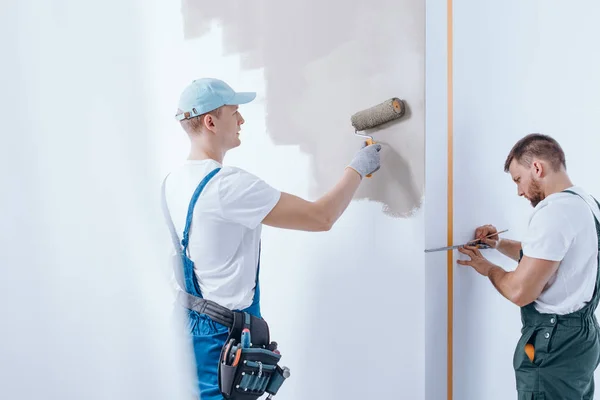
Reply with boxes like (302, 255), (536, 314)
(456, 259), (469, 266)
(475, 229), (490, 240)
(482, 238), (496, 247)
(475, 224), (497, 239)
(459, 246), (475, 255)
(463, 245), (483, 257)
(484, 225), (497, 237)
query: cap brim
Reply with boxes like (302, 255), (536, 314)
(226, 92), (256, 105)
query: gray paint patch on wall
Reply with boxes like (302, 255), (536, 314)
(181, 1), (424, 218)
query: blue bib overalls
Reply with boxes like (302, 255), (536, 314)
(177, 168), (263, 400)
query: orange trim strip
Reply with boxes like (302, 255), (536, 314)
(447, 0), (454, 398)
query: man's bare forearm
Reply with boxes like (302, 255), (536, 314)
(488, 265), (521, 305)
(314, 168), (362, 226)
(497, 238), (522, 262)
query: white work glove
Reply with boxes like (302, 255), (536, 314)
(346, 143), (382, 178)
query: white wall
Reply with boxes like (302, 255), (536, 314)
(147, 1), (427, 399)
(1, 1), (195, 399)
(453, 1), (600, 399)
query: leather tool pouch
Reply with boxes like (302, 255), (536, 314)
(218, 312), (289, 399)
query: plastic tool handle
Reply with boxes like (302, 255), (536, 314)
(241, 328), (251, 348)
(525, 343), (535, 362)
(365, 138), (375, 178)
(232, 348), (242, 366)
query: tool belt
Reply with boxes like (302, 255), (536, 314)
(177, 291), (290, 399)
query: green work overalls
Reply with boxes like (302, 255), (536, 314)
(513, 191), (600, 399)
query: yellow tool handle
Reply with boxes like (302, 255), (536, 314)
(525, 343), (535, 362)
(365, 138), (375, 178)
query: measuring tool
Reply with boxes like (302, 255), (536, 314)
(424, 229), (508, 253)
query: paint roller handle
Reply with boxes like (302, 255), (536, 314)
(347, 142), (382, 179)
(364, 138), (375, 177)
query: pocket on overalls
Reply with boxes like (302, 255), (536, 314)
(187, 310), (229, 336)
(515, 326), (557, 370)
(514, 327), (546, 393)
(185, 309), (200, 334)
(514, 328), (538, 370)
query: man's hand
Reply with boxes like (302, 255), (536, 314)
(474, 223), (523, 262)
(474, 224), (500, 249)
(457, 245), (496, 276)
(346, 143), (382, 178)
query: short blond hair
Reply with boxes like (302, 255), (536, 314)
(177, 107), (223, 134)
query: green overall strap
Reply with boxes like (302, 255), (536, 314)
(563, 190), (600, 304)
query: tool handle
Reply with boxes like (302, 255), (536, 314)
(232, 348), (242, 366)
(524, 343), (535, 362)
(241, 328), (251, 348)
(365, 138), (375, 178)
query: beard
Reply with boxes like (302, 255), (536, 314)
(527, 177), (545, 207)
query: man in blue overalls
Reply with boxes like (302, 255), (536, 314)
(458, 133), (600, 399)
(162, 78), (382, 400)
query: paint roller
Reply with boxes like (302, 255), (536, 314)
(350, 98), (406, 177)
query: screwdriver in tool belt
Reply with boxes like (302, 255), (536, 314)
(241, 328), (251, 348)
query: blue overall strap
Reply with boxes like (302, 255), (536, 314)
(180, 167), (221, 297)
(160, 167), (221, 297)
(240, 241), (262, 318)
(181, 168), (221, 254)
(253, 242), (261, 302)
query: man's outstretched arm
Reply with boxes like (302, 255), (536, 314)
(263, 143), (381, 232)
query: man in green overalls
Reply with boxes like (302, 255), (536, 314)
(458, 133), (600, 399)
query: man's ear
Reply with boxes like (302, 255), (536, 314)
(202, 114), (216, 132)
(532, 160), (545, 178)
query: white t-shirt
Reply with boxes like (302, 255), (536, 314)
(164, 159), (281, 310)
(522, 186), (600, 314)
